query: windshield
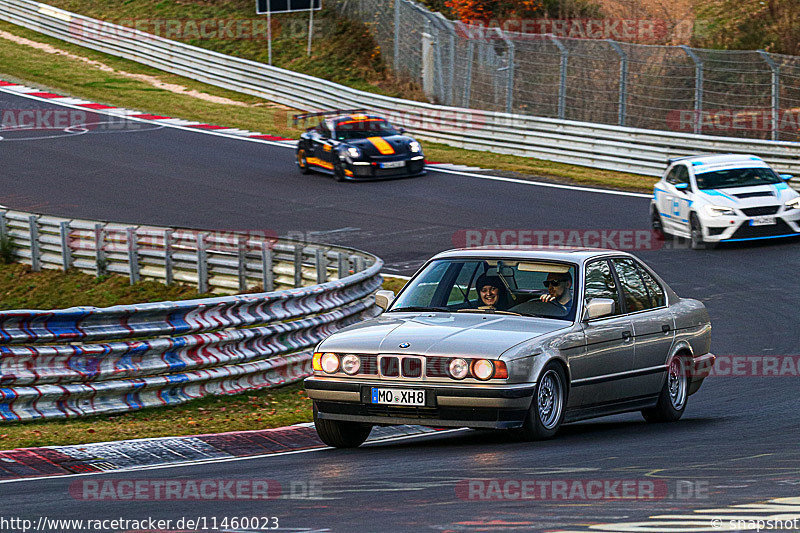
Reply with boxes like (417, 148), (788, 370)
(334, 118), (398, 140)
(389, 259), (578, 321)
(695, 167), (781, 190)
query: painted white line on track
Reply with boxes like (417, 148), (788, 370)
(0, 85), (652, 200)
(0, 428), (467, 485)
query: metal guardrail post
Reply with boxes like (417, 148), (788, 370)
(355, 255), (365, 273)
(681, 46), (704, 135)
(28, 215), (40, 272)
(608, 40), (628, 127)
(164, 229), (173, 286)
(0, 212), (7, 241)
(337, 252), (348, 279)
(196, 233), (208, 294)
(548, 35), (568, 120)
(94, 223), (106, 277)
(315, 248), (327, 283)
(294, 244), (303, 287)
(59, 221), (71, 271)
(127, 227), (139, 284)
(237, 235), (247, 292)
(261, 242), (274, 291)
(758, 50), (780, 142)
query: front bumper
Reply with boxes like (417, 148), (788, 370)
(345, 157), (426, 180)
(699, 209), (800, 242)
(305, 377), (535, 429)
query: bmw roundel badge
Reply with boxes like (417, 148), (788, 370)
(398, 342), (410, 349)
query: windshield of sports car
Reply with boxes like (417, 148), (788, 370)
(695, 167), (782, 190)
(334, 118), (398, 140)
(388, 259), (578, 321)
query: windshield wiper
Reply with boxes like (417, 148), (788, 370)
(456, 309), (524, 317)
(388, 306), (450, 313)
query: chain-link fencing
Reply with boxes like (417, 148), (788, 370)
(332, 0), (800, 142)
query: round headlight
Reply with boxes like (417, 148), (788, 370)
(347, 146), (361, 158)
(320, 352), (340, 374)
(471, 359), (495, 380)
(449, 358), (469, 380)
(341, 354), (361, 375)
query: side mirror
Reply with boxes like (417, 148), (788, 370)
(780, 174), (793, 181)
(674, 183), (690, 191)
(375, 290), (395, 312)
(398, 127), (406, 135)
(584, 298), (615, 320)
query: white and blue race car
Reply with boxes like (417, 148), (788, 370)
(651, 154), (800, 249)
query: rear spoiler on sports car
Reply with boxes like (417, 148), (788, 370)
(666, 155), (699, 165)
(293, 109), (369, 126)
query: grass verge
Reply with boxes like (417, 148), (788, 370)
(0, 19), (655, 191)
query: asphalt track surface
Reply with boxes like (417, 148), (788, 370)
(2, 89), (800, 532)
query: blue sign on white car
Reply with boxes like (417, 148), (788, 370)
(651, 154), (800, 249)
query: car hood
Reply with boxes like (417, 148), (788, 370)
(698, 182), (798, 208)
(346, 135), (414, 157)
(317, 312), (569, 359)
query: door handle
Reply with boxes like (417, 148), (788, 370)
(621, 331), (632, 340)
(662, 324), (671, 333)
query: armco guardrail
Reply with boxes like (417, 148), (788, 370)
(0, 210), (382, 422)
(0, 0), (799, 178)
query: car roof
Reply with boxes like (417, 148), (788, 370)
(670, 154), (770, 171)
(430, 247), (628, 264)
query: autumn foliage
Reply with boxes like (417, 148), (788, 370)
(445, 0), (544, 22)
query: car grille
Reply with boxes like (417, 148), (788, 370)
(426, 356), (451, 378)
(377, 355), (425, 378)
(379, 356), (400, 377)
(731, 219), (797, 239)
(734, 191), (774, 199)
(741, 206), (780, 216)
(358, 354), (378, 376)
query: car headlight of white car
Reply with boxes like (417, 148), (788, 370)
(702, 204), (736, 217)
(785, 197), (800, 210)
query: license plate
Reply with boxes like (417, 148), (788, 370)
(371, 388), (425, 406)
(750, 216), (776, 226)
(380, 161), (405, 169)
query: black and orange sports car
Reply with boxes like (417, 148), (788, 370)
(294, 110), (426, 181)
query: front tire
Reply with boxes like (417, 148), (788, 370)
(651, 208), (667, 240)
(297, 148), (311, 174)
(520, 363), (567, 440)
(642, 354), (688, 423)
(689, 213), (705, 250)
(313, 403), (372, 448)
(333, 160), (346, 182)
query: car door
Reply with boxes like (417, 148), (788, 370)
(611, 257), (675, 398)
(660, 164), (692, 235)
(570, 259), (635, 407)
(310, 121), (335, 171)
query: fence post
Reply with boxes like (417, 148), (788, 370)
(608, 40), (628, 127)
(261, 242), (274, 291)
(196, 233), (208, 294)
(315, 248), (327, 283)
(0, 212), (6, 242)
(94, 223), (106, 277)
(294, 244), (303, 288)
(59, 221), (71, 271)
(548, 36), (568, 120)
(355, 254), (365, 273)
(127, 227), (139, 285)
(448, 31), (456, 106)
(462, 40), (474, 107)
(758, 50), (780, 141)
(393, 0), (401, 71)
(237, 235), (247, 292)
(681, 45), (704, 135)
(28, 215), (40, 272)
(164, 229), (173, 286)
